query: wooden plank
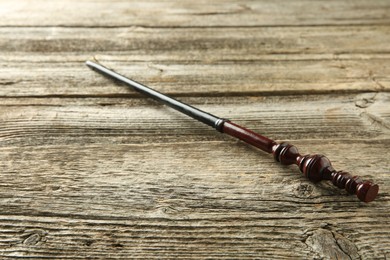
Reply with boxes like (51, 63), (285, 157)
(1, 0), (389, 258)
(1, 59), (389, 97)
(1, 25), (389, 97)
(1, 26), (390, 55)
(0, 93), (389, 258)
(1, 0), (390, 27)
(1, 93), (389, 145)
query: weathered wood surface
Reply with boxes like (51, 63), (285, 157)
(0, 1), (389, 259)
(1, 0), (390, 27)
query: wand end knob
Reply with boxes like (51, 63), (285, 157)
(358, 182), (379, 203)
(331, 171), (379, 202)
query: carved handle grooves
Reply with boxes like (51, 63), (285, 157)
(330, 171), (378, 202)
(272, 143), (379, 202)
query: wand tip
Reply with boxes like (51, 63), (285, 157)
(85, 60), (96, 67)
(85, 60), (104, 72)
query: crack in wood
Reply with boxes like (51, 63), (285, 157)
(177, 4), (251, 16)
(0, 80), (22, 86)
(360, 111), (390, 132)
(331, 231), (354, 260)
(304, 228), (360, 260)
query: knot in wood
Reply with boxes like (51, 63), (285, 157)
(22, 230), (47, 246)
(294, 183), (314, 198)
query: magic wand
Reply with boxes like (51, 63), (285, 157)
(86, 60), (379, 203)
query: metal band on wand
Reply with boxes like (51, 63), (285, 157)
(86, 60), (379, 203)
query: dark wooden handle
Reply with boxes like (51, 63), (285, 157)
(272, 142), (379, 202)
(222, 121), (379, 202)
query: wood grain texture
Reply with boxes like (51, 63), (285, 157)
(1, 25), (390, 97)
(1, 0), (390, 27)
(0, 0), (389, 259)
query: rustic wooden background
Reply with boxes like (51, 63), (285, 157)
(0, 1), (389, 259)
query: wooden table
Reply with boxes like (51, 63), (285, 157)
(1, 1), (389, 259)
